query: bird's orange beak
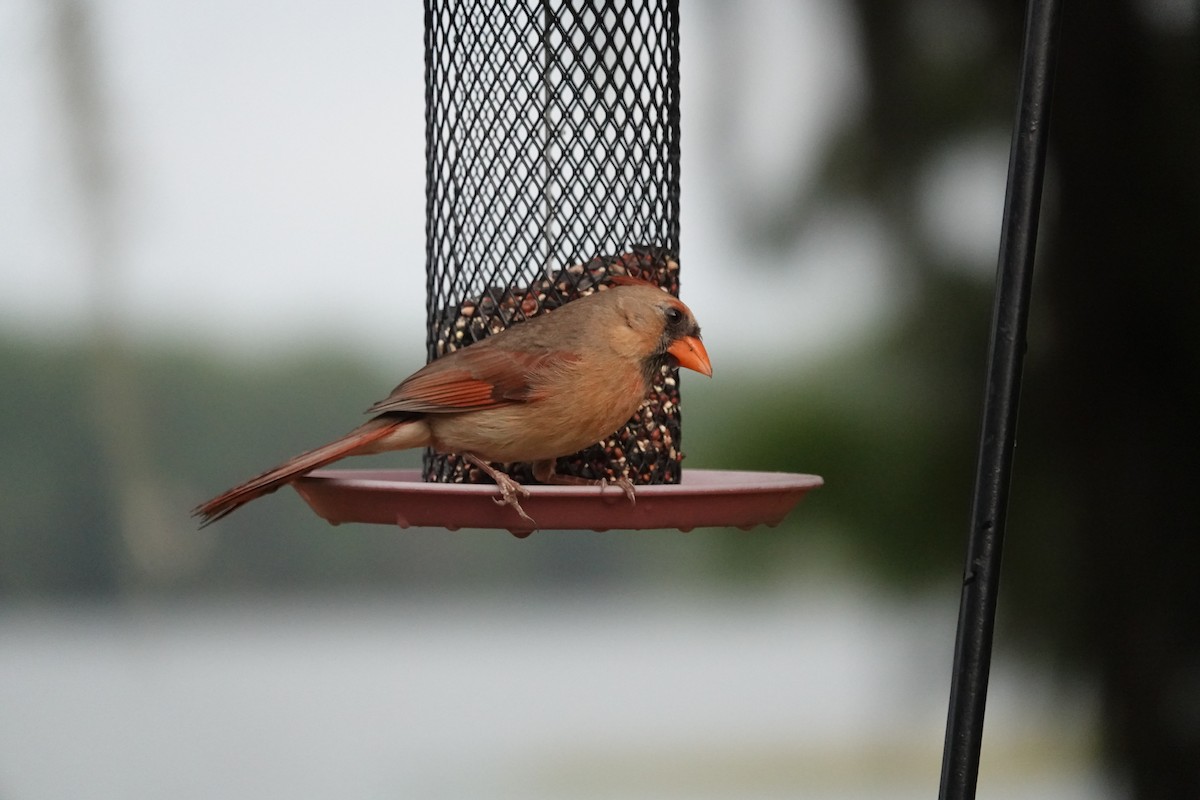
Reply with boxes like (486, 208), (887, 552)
(668, 335), (713, 377)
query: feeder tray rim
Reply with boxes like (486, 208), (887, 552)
(293, 468), (823, 535)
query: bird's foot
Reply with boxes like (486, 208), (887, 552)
(598, 476), (637, 506)
(464, 454), (537, 530)
(490, 473), (536, 529)
(531, 460), (636, 507)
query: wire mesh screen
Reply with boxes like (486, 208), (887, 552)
(423, 0), (684, 487)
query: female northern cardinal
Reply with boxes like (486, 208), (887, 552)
(193, 278), (711, 527)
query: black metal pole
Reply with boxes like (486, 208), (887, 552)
(938, 1), (1063, 798)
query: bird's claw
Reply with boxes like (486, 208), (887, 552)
(597, 476), (637, 507)
(490, 473), (537, 529)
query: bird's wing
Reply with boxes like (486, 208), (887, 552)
(365, 346), (579, 415)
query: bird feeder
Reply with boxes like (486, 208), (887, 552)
(295, 0), (822, 534)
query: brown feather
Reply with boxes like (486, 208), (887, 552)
(366, 347), (579, 414)
(192, 417), (423, 527)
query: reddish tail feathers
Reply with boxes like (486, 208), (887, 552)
(193, 419), (403, 527)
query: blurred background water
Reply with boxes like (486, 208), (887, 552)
(1, 0), (1197, 797)
(0, 590), (1103, 800)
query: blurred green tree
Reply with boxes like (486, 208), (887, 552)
(701, 1), (1200, 795)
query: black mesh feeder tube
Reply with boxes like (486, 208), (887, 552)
(423, 0), (684, 488)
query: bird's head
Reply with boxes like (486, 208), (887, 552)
(604, 278), (713, 380)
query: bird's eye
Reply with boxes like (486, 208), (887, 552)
(665, 307), (684, 326)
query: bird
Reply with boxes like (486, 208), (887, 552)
(192, 277), (712, 528)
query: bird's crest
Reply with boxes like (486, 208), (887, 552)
(607, 273), (667, 292)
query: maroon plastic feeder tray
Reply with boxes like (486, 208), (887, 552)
(294, 468), (823, 537)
